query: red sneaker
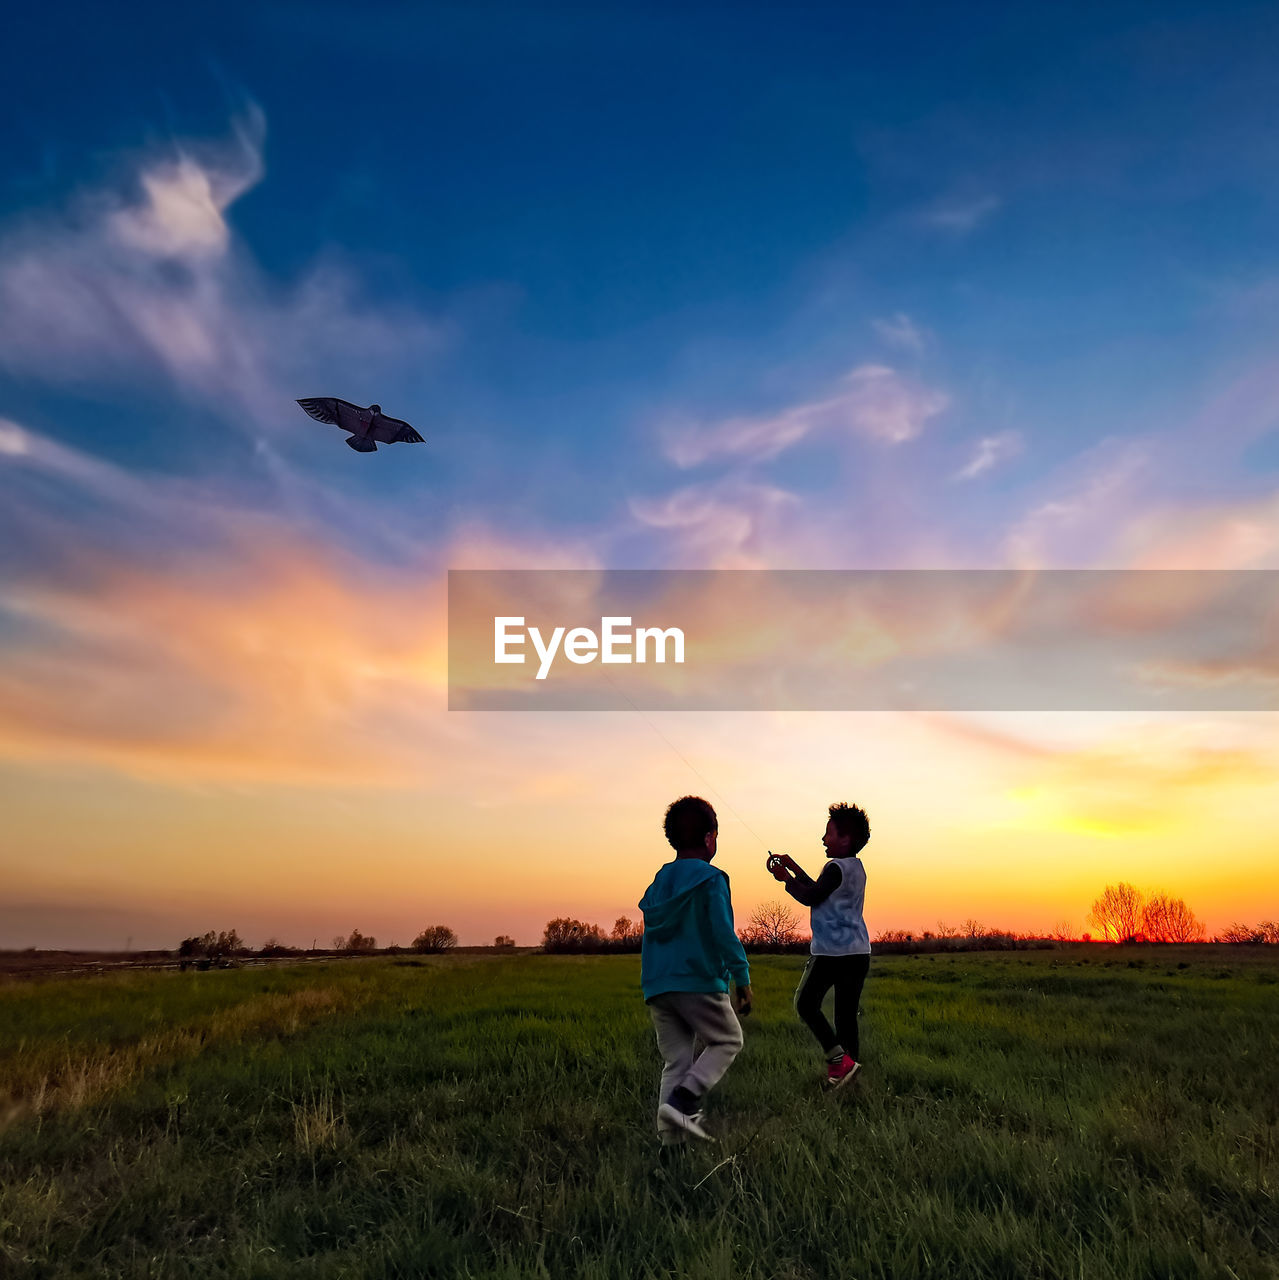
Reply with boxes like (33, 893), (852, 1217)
(825, 1055), (860, 1090)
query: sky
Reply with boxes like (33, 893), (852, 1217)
(2, 1), (1278, 949)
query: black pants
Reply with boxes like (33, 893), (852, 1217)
(793, 953), (870, 1059)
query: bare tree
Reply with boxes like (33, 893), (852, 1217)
(341, 929), (377, 953)
(1050, 920), (1075, 942)
(1141, 893), (1169, 941)
(1219, 922), (1265, 943)
(494, 935), (516, 948)
(963, 918), (987, 939)
(1088, 882), (1144, 942)
(411, 925), (458, 953)
(935, 921), (960, 938)
(1259, 921), (1279, 944)
(1142, 893), (1205, 943)
(1165, 899), (1207, 943)
(739, 901), (804, 949)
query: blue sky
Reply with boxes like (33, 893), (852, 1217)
(3, 3), (1279, 946)
(6, 0), (1279, 559)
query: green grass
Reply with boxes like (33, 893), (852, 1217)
(2, 949), (1277, 1278)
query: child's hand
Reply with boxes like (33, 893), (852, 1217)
(734, 984), (753, 1017)
(766, 852), (790, 882)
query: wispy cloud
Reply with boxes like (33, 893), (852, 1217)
(626, 470), (984, 571)
(0, 109), (442, 434)
(1004, 440), (1151, 567)
(916, 193), (1001, 235)
(445, 522), (604, 570)
(954, 431), (1022, 481)
(0, 417), (448, 786)
(1118, 490), (1279, 570)
(629, 480), (801, 568)
(110, 117), (263, 259)
(1002, 416), (1279, 571)
(0, 417), (30, 456)
(0, 418), (625, 786)
(661, 365), (949, 468)
(0, 489), (448, 787)
(872, 313), (926, 353)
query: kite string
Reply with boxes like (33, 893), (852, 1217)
(602, 672), (770, 852)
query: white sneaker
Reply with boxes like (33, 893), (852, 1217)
(658, 1102), (714, 1142)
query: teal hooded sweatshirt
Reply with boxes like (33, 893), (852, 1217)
(639, 859), (751, 1000)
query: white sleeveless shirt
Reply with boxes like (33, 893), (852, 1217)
(810, 857), (870, 956)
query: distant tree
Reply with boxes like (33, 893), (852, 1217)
(935, 921), (960, 939)
(341, 929), (377, 953)
(1142, 894), (1205, 943)
(259, 937), (300, 957)
(875, 928), (914, 944)
(1218, 922), (1265, 944)
(178, 930), (244, 960)
(963, 919), (987, 939)
(1259, 921), (1279, 944)
(1050, 921), (1076, 942)
(611, 915), (643, 942)
(542, 918), (606, 952)
(331, 935), (347, 951)
(606, 915), (644, 953)
(494, 935), (516, 948)
(1088, 882), (1144, 943)
(739, 901), (804, 949)
(411, 925), (458, 953)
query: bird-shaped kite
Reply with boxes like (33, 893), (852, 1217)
(296, 398), (425, 452)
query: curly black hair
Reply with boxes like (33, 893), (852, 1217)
(828, 802), (870, 853)
(664, 795), (717, 852)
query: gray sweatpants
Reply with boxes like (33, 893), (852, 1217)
(648, 991), (744, 1142)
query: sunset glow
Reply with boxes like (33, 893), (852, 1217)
(3, 8), (1278, 950)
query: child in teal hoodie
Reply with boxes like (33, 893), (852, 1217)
(640, 796), (752, 1144)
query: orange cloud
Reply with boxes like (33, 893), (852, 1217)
(0, 420), (630, 789)
(997, 733), (1278, 837)
(0, 535), (449, 785)
(1121, 491), (1279, 570)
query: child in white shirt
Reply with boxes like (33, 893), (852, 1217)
(769, 802), (871, 1089)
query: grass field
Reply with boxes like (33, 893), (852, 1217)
(2, 948), (1277, 1279)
